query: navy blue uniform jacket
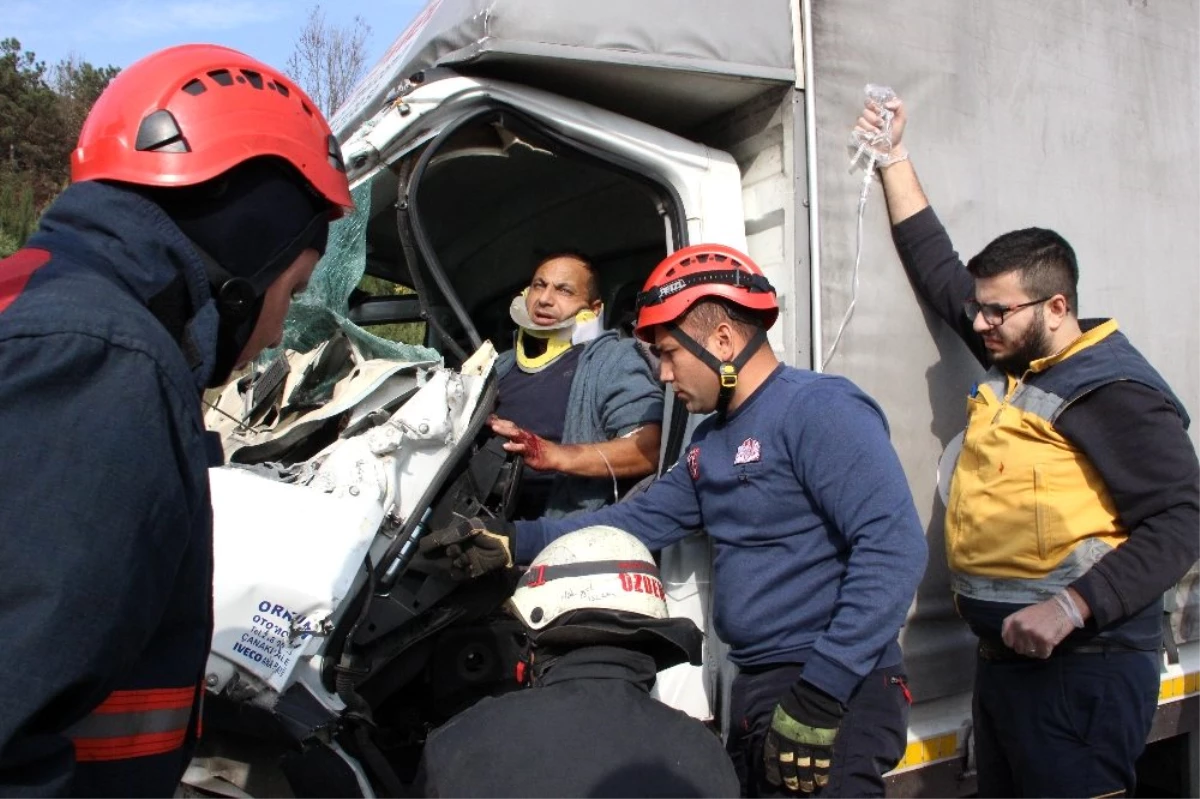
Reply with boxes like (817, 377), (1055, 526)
(417, 646), (741, 797)
(0, 182), (220, 796)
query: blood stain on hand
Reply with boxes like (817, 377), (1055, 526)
(515, 429), (544, 463)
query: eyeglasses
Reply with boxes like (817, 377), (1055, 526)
(963, 297), (1053, 326)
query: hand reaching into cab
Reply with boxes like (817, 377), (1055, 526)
(418, 515), (518, 580)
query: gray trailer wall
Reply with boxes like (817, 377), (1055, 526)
(810, 0), (1200, 696)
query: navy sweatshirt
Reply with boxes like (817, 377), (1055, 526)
(516, 365), (927, 705)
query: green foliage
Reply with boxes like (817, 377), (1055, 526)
(52, 56), (121, 138)
(1, 38), (64, 204)
(0, 37), (118, 254)
(357, 275), (427, 345)
(0, 230), (21, 258)
(0, 169), (36, 256)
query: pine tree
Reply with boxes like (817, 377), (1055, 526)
(0, 38), (118, 255)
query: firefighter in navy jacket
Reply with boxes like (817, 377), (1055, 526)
(0, 45), (352, 796)
(420, 245), (928, 797)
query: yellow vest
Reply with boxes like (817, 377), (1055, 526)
(947, 321), (1127, 604)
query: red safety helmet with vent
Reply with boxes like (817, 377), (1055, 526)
(634, 244), (779, 423)
(633, 244), (778, 340)
(72, 44), (353, 217)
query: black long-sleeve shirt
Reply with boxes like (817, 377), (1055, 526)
(892, 206), (1199, 630)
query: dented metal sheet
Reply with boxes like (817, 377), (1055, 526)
(207, 468), (386, 693)
(206, 346), (497, 700)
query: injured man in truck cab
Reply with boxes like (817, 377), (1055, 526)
(489, 251), (663, 519)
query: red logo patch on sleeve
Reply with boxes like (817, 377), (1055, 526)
(686, 446), (701, 480)
(0, 248), (51, 315)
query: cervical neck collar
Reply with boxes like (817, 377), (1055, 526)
(510, 291), (604, 373)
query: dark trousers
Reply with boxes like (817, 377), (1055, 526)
(727, 663), (909, 798)
(974, 648), (1159, 798)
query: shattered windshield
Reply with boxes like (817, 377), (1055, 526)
(273, 178), (440, 365)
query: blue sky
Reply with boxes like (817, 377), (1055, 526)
(5, 0), (427, 75)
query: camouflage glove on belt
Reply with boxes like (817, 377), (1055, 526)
(763, 680), (845, 794)
(417, 516), (516, 580)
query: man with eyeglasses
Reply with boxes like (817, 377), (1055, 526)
(855, 96), (1199, 797)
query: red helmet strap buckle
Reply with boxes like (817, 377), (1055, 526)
(665, 323), (767, 425)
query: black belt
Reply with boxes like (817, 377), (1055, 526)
(977, 637), (1146, 662)
(736, 660), (807, 676)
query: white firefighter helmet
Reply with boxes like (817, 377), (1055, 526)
(509, 525), (668, 631)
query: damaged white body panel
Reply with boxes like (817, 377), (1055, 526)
(204, 343), (498, 705)
(207, 469), (385, 695)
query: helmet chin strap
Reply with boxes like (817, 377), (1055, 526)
(193, 246), (266, 388)
(664, 322), (767, 425)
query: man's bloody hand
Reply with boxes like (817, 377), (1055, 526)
(489, 415), (557, 471)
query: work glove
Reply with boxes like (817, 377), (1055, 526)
(417, 516), (516, 580)
(763, 680), (846, 795)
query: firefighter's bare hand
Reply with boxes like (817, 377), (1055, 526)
(1001, 597), (1074, 659)
(489, 415), (558, 471)
(418, 516), (516, 580)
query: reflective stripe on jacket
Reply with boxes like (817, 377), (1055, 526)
(67, 686), (202, 763)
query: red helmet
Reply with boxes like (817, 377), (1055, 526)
(72, 44), (353, 217)
(633, 244), (778, 342)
